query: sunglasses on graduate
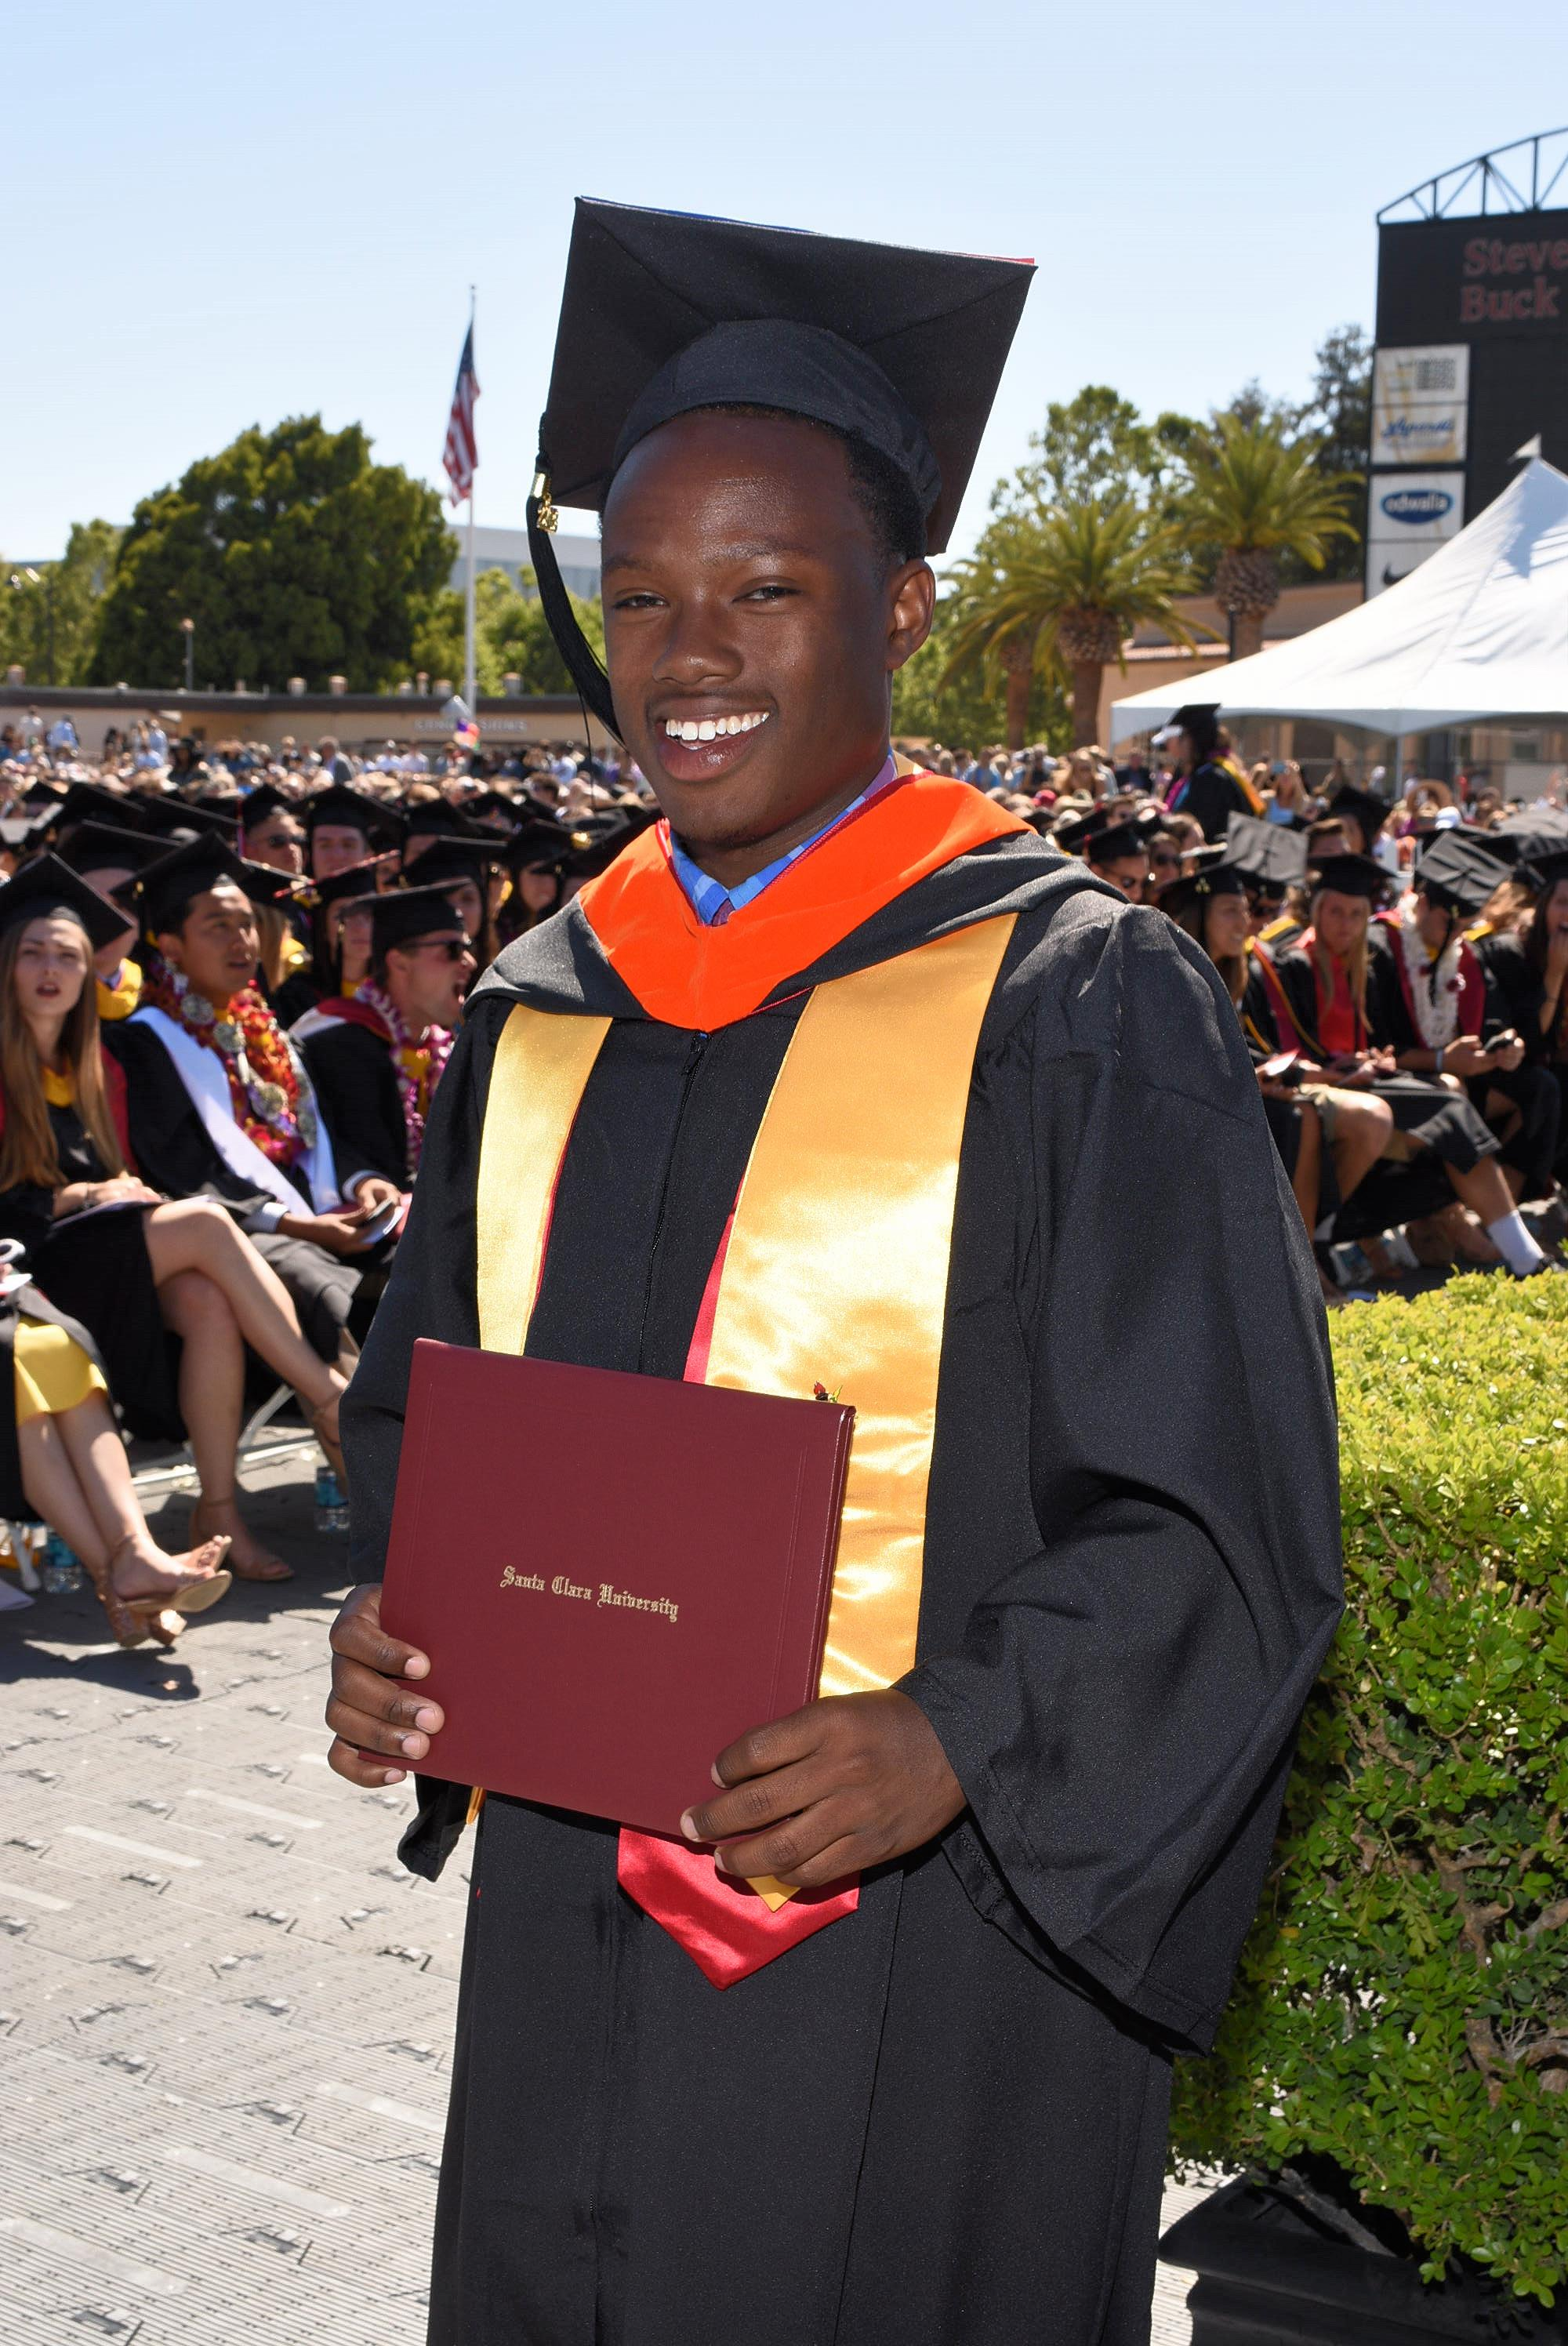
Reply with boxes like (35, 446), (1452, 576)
(400, 935), (470, 961)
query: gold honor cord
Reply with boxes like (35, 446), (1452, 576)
(473, 917), (1016, 1872)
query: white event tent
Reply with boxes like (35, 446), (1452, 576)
(1109, 456), (1568, 744)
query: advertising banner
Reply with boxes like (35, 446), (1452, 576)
(1365, 470), (1465, 596)
(1370, 345), (1468, 466)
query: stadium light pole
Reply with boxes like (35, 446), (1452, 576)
(180, 616), (194, 694)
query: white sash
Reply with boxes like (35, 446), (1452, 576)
(131, 1004), (341, 1214)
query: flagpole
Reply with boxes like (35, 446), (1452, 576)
(463, 287), (477, 718)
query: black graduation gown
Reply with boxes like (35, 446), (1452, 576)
(299, 1019), (409, 1190)
(343, 836), (1343, 2346)
(0, 1099), (183, 1441)
(103, 1020), (358, 1362)
(1173, 759), (1250, 841)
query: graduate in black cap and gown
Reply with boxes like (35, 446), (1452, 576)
(1160, 705), (1258, 841)
(305, 783), (391, 881)
(103, 838), (397, 1424)
(299, 888), (474, 1194)
(1274, 854), (1552, 1269)
(328, 200), (1342, 2346)
(1477, 846), (1568, 1183)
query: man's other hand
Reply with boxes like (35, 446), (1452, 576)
(680, 1689), (964, 1889)
(326, 1582), (443, 1786)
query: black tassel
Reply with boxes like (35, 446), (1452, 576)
(527, 481), (619, 741)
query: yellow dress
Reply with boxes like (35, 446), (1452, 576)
(12, 1064), (111, 1422)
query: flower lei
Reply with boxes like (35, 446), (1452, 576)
(1396, 895), (1463, 1051)
(147, 955), (316, 1167)
(354, 979), (453, 1178)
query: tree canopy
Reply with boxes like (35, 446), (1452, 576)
(89, 416), (451, 693)
(2, 521), (122, 687)
(408, 567), (605, 698)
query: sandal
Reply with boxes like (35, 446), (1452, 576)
(190, 1496), (293, 1583)
(82, 1537), (184, 1651)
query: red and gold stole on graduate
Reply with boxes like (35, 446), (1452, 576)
(474, 774), (1022, 1986)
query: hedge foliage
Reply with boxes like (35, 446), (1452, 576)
(1171, 1276), (1568, 2304)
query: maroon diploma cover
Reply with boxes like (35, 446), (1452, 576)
(378, 1340), (854, 1835)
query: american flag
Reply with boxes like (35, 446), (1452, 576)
(442, 324), (479, 506)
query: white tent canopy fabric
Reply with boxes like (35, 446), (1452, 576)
(1109, 457), (1568, 743)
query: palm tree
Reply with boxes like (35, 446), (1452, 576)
(1178, 418), (1359, 660)
(941, 499), (1198, 750)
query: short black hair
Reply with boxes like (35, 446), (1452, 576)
(638, 402), (928, 571)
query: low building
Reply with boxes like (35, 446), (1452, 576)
(445, 525), (601, 601)
(0, 681), (613, 758)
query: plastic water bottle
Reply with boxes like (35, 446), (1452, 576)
(314, 1462), (350, 1537)
(39, 1531), (85, 1596)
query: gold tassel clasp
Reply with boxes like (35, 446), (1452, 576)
(530, 470), (559, 534)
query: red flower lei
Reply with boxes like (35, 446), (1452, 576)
(145, 960), (310, 1168)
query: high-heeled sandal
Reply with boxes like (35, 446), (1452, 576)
(189, 1497), (292, 1582)
(82, 1537), (183, 1651)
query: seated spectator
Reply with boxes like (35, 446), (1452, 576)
(1367, 833), (1557, 1208)
(1476, 844), (1568, 1188)
(299, 888), (471, 1195)
(395, 838), (495, 969)
(1083, 819), (1150, 902)
(278, 862), (383, 1033)
(0, 855), (358, 1578)
(1271, 855), (1551, 1276)
(1160, 862), (1392, 1252)
(305, 783), (388, 880)
(2, 1250), (232, 1648)
(497, 819), (571, 945)
(241, 783), (307, 877)
(1323, 783), (1390, 860)
(103, 841), (404, 1518)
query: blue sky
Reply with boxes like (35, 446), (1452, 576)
(6, 0), (1568, 565)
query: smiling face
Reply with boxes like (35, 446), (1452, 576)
(1203, 890), (1252, 961)
(158, 878), (260, 1006)
(600, 410), (934, 880)
(10, 914), (90, 1024)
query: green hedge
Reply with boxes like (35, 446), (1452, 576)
(1171, 1275), (1568, 2304)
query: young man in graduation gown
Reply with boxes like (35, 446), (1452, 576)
(299, 886), (473, 1194)
(327, 202), (1343, 2346)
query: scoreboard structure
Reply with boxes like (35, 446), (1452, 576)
(1370, 128), (1568, 595)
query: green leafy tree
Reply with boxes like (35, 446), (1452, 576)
(941, 501), (1198, 749)
(89, 416), (450, 692)
(408, 567), (605, 698)
(994, 385), (1200, 524)
(891, 586), (1069, 753)
(1176, 416), (1360, 659)
(1297, 323), (1373, 583)
(2, 520), (122, 686)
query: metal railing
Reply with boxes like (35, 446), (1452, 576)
(1378, 127), (1568, 223)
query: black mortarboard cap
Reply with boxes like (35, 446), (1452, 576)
(240, 782), (298, 831)
(303, 784), (392, 841)
(1523, 846), (1568, 895)
(136, 837), (297, 933)
(528, 198), (1035, 734)
(401, 800), (495, 851)
(136, 796), (239, 842)
(1051, 806), (1111, 855)
(561, 814), (636, 881)
(466, 790), (524, 829)
(55, 781), (146, 834)
(308, 859), (387, 913)
(1309, 852), (1392, 905)
(1226, 813), (1309, 890)
(1156, 862), (1249, 919)
(0, 852), (136, 954)
(364, 886), (466, 961)
(504, 817), (575, 872)
(1083, 819), (1148, 866)
(1413, 830), (1512, 917)
(1171, 704), (1220, 761)
(400, 840), (488, 895)
(57, 822), (170, 881)
(1326, 783), (1390, 852)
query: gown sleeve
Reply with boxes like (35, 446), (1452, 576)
(904, 906), (1344, 2051)
(300, 1023), (407, 1193)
